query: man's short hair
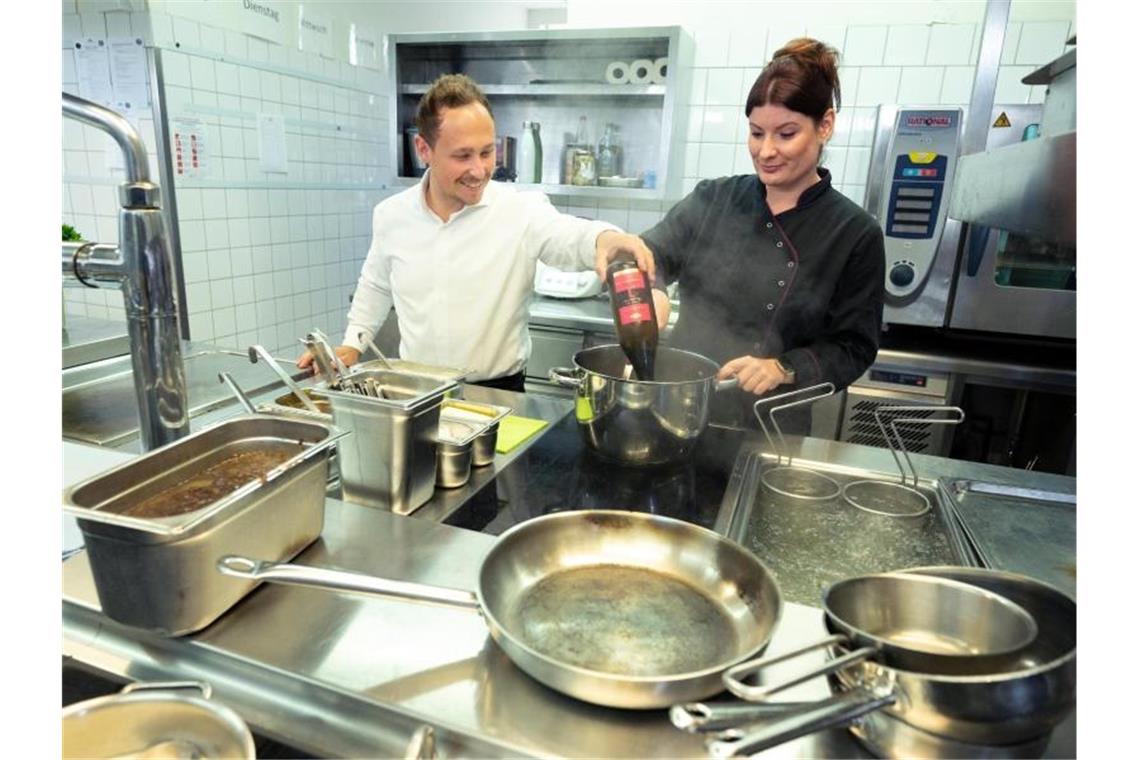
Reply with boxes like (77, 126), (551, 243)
(414, 74), (494, 146)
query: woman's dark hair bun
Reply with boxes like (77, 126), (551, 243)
(746, 37), (841, 120)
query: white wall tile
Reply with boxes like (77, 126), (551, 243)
(627, 208), (663, 234)
(854, 67), (901, 107)
(224, 29), (248, 59)
(105, 11), (131, 38)
(228, 218), (252, 248)
(199, 23), (225, 55)
(832, 108), (853, 146)
(1000, 22), (1022, 66)
(182, 250), (209, 284)
(180, 220), (206, 252)
(188, 312), (214, 340)
(764, 23), (808, 61)
(163, 51), (191, 87)
(940, 67), (975, 105)
(210, 280), (235, 310)
(185, 281), (212, 314)
(808, 24), (847, 52)
(1016, 21), (1069, 65)
(898, 67), (944, 105)
(697, 143), (734, 178)
(63, 13), (82, 42)
(239, 66), (261, 99)
(732, 142), (753, 175)
(847, 107), (878, 148)
(926, 24), (975, 66)
(216, 61), (240, 95)
(705, 68), (745, 107)
(683, 142), (701, 177)
(694, 26), (730, 67)
(205, 220), (231, 253)
(701, 106), (742, 143)
(171, 16), (201, 49)
(212, 307), (237, 339)
(843, 26), (887, 66)
(728, 28), (767, 68)
(837, 67), (859, 110)
(822, 146), (847, 182)
(994, 66), (1034, 104)
(189, 56), (216, 92)
(843, 146), (871, 185)
(884, 25), (929, 66)
(79, 12), (106, 38)
(148, 12), (173, 48)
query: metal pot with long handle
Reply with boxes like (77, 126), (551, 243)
(218, 509), (783, 709)
(549, 345), (737, 466)
(705, 567), (1075, 755)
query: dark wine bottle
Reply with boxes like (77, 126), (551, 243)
(605, 250), (659, 381)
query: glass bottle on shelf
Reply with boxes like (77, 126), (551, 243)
(598, 123), (625, 179)
(570, 115), (596, 186)
(518, 121), (542, 184)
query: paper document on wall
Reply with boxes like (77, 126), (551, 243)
(109, 37), (150, 112)
(74, 38), (114, 107)
(171, 117), (208, 179)
(258, 113), (289, 174)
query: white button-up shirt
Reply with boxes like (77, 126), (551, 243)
(343, 172), (616, 381)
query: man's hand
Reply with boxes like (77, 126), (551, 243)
(652, 289), (671, 331)
(594, 230), (656, 284)
(717, 356), (794, 395)
(297, 345), (362, 375)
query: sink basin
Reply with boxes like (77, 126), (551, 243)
(62, 345), (308, 448)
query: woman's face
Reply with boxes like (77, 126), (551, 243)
(747, 103), (834, 194)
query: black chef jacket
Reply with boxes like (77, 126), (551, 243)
(641, 169), (885, 430)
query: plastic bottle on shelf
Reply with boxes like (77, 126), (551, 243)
(518, 121), (542, 184)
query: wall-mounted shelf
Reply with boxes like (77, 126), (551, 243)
(388, 27), (693, 201)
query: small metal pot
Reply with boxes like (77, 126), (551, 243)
(436, 418), (480, 488)
(549, 345), (736, 466)
(62, 682), (255, 759)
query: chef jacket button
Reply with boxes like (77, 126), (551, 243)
(787, 261), (795, 268)
(776, 241), (784, 248)
(766, 222), (773, 228)
(778, 280), (785, 286)
(766, 303), (774, 310)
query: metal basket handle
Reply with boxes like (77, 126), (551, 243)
(752, 383), (835, 466)
(874, 405), (965, 488)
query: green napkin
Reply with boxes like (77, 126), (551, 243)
(495, 415), (549, 454)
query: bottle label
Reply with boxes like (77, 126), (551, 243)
(611, 269), (645, 294)
(619, 304), (653, 325)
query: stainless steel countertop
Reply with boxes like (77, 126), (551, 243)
(62, 431), (1076, 758)
(62, 314), (130, 369)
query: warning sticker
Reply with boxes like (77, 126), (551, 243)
(993, 112), (1012, 128)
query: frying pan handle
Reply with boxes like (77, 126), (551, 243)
(217, 556), (481, 611)
(547, 366), (582, 388)
(670, 700), (815, 733)
(722, 634), (876, 701)
(705, 689), (897, 758)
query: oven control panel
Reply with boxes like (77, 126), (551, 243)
(876, 109), (962, 303)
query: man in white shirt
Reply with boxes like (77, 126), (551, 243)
(298, 74), (655, 390)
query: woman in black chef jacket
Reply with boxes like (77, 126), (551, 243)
(627, 38), (885, 433)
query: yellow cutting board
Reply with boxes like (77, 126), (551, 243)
(495, 415), (549, 454)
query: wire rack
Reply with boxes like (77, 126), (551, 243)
(753, 383), (840, 501)
(842, 405), (965, 518)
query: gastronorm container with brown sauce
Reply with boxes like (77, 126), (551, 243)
(63, 415), (344, 635)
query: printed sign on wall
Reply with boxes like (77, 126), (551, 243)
(350, 23), (380, 70)
(171, 117), (209, 179)
(298, 4), (333, 58)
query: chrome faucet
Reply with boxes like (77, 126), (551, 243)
(61, 91), (189, 450)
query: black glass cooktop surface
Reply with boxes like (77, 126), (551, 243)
(443, 411), (750, 536)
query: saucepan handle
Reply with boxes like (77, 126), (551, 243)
(669, 700), (814, 733)
(547, 366), (583, 389)
(714, 376), (738, 391)
(705, 689), (897, 758)
(722, 634), (876, 701)
(217, 556), (481, 611)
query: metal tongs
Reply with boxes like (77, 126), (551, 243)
(358, 330), (393, 369)
(248, 344), (322, 413)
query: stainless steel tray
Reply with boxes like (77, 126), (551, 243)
(63, 415), (344, 635)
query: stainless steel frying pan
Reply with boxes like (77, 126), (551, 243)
(217, 510), (783, 709)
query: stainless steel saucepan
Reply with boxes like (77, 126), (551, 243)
(218, 510), (783, 709)
(549, 345), (737, 466)
(702, 567), (1075, 756)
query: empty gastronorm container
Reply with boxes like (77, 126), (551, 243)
(63, 415), (345, 635)
(317, 369), (458, 514)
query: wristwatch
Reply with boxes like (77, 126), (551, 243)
(775, 358), (796, 383)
